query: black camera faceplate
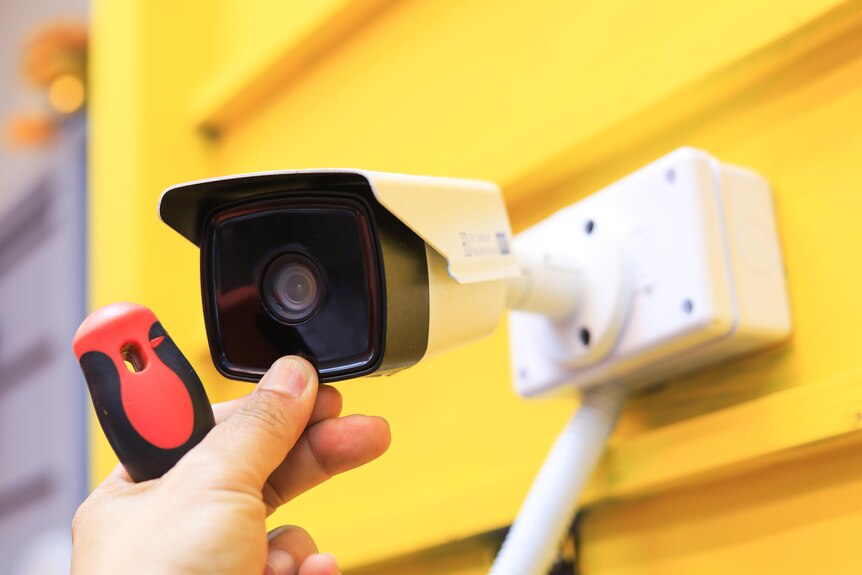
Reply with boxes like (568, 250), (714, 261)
(201, 194), (383, 381)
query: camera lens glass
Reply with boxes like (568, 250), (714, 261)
(262, 254), (324, 323)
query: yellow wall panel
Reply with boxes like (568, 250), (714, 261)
(209, 0), (843, 187)
(91, 0), (862, 571)
(199, 0), (395, 129)
(583, 441), (862, 574)
(215, 0), (348, 72)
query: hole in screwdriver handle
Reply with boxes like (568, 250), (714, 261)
(73, 302), (215, 482)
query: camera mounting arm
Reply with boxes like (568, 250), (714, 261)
(505, 253), (583, 320)
(505, 221), (634, 370)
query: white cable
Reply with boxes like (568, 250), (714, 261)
(489, 383), (627, 575)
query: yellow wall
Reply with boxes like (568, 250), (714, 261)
(91, 0), (862, 572)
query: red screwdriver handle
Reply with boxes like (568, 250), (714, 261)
(73, 302), (215, 482)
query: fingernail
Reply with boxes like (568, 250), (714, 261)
(319, 553), (339, 569)
(267, 525), (289, 542)
(263, 357), (312, 398)
(304, 553), (339, 574)
(266, 548), (296, 575)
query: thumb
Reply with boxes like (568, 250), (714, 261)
(174, 356), (318, 490)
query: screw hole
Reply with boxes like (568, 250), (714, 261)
(665, 169), (676, 183)
(584, 220), (595, 235)
(682, 299), (694, 314)
(121, 342), (147, 373)
(579, 327), (591, 347)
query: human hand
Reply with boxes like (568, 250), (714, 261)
(71, 356), (391, 575)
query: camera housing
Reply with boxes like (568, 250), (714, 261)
(159, 170), (519, 383)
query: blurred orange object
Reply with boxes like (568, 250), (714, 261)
(6, 113), (57, 148)
(22, 22), (87, 89)
(49, 74), (86, 114)
(5, 21), (87, 149)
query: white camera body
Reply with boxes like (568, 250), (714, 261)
(160, 170), (520, 383)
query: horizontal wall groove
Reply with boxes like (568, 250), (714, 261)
(193, 0), (400, 134)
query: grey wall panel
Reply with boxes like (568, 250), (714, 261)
(0, 118), (87, 574)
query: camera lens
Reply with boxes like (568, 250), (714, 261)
(262, 254), (324, 324)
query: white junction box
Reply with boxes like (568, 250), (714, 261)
(510, 147), (791, 397)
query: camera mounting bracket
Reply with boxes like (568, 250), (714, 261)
(509, 147), (791, 397)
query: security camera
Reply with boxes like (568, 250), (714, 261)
(159, 170), (577, 383)
(160, 150), (791, 575)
